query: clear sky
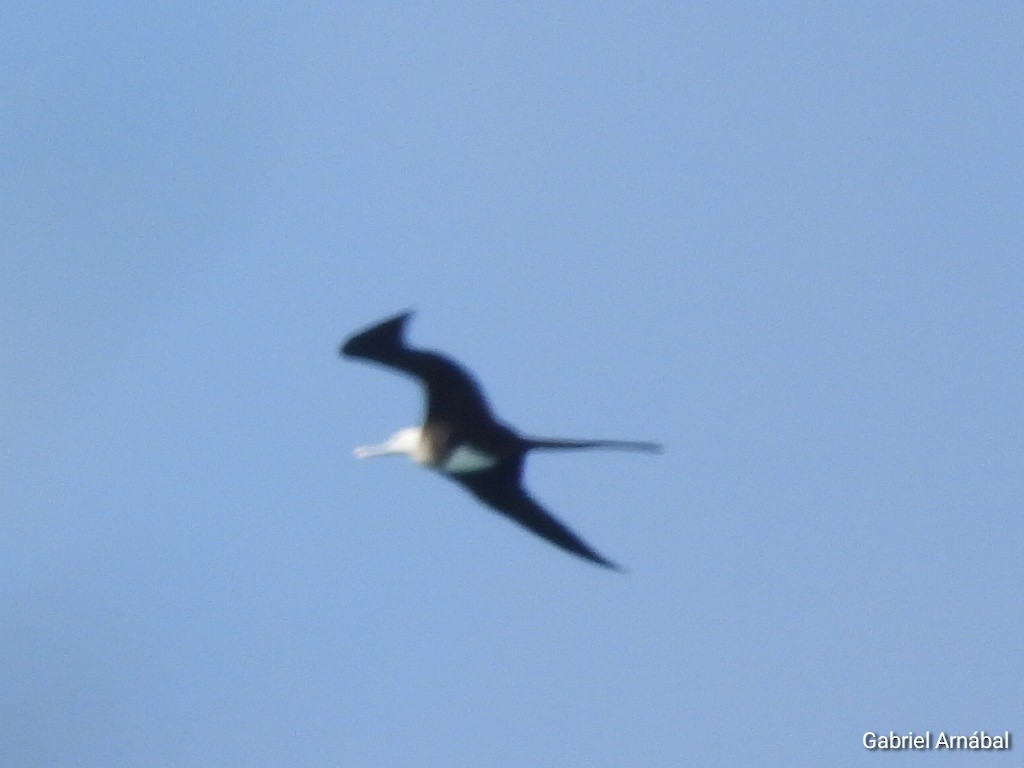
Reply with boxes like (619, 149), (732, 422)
(3, 3), (1022, 766)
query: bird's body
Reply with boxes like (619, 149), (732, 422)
(340, 311), (660, 569)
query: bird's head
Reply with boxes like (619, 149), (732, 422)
(353, 426), (425, 463)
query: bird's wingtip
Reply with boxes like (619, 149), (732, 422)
(341, 310), (414, 358)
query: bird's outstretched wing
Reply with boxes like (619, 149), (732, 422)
(456, 459), (620, 570)
(341, 311), (495, 427)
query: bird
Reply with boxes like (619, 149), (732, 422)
(339, 311), (661, 569)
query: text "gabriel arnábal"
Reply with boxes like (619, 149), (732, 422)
(863, 731), (1011, 750)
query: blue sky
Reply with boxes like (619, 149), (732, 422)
(3, 3), (1022, 766)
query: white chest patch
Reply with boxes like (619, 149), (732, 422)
(443, 445), (499, 474)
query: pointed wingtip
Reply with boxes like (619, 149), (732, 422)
(597, 557), (626, 573)
(340, 310), (415, 358)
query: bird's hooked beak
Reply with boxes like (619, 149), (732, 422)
(353, 440), (395, 459)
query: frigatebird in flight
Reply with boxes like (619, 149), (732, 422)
(340, 311), (660, 569)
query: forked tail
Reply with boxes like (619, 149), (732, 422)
(525, 437), (662, 453)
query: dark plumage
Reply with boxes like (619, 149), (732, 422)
(340, 311), (660, 569)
